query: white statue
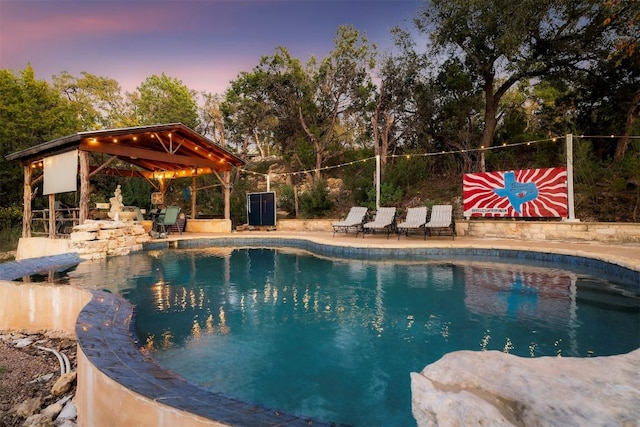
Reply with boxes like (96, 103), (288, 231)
(109, 185), (124, 219)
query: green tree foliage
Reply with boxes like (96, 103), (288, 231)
(0, 65), (80, 207)
(431, 58), (484, 173)
(373, 27), (435, 177)
(415, 0), (636, 170)
(228, 26), (376, 182)
(200, 92), (228, 146)
(222, 70), (280, 158)
(133, 73), (200, 129)
(53, 71), (125, 130)
(302, 25), (377, 178)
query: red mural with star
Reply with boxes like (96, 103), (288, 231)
(463, 167), (568, 218)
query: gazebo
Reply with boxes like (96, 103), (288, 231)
(5, 123), (245, 239)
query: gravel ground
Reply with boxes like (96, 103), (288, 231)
(0, 331), (77, 427)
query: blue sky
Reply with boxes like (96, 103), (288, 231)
(1, 0), (422, 94)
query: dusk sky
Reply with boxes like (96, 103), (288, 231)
(1, 0), (423, 95)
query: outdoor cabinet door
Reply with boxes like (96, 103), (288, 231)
(247, 192), (276, 227)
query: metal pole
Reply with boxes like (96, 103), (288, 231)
(375, 155), (380, 209)
(266, 174), (271, 192)
(566, 134), (577, 221)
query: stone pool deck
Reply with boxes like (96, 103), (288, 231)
(2, 231), (639, 427)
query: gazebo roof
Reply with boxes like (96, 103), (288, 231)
(6, 123), (244, 179)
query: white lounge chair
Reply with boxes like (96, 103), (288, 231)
(363, 207), (397, 239)
(332, 206), (368, 237)
(425, 205), (455, 239)
(397, 206), (428, 240)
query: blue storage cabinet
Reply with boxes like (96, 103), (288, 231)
(247, 192), (276, 227)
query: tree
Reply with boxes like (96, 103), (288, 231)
(415, 0), (637, 171)
(53, 71), (125, 130)
(222, 72), (279, 158)
(200, 92), (227, 146)
(302, 25), (377, 179)
(373, 27), (435, 177)
(133, 73), (200, 129)
(431, 58), (484, 173)
(244, 26), (377, 181)
(0, 65), (80, 207)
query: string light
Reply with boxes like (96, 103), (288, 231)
(237, 134), (637, 180)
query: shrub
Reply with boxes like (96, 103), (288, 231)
(299, 180), (333, 217)
(0, 205), (22, 230)
(365, 182), (403, 209)
(278, 184), (296, 215)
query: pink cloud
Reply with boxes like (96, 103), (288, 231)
(0, 2), (218, 63)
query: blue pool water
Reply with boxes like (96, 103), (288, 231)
(65, 247), (639, 427)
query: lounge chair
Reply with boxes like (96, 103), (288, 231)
(397, 206), (428, 240)
(363, 207), (397, 239)
(332, 206), (368, 237)
(153, 206), (182, 236)
(425, 204), (455, 240)
(133, 207), (145, 222)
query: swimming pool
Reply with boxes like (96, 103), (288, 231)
(62, 244), (640, 427)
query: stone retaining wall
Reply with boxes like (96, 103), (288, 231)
(185, 218), (232, 233)
(69, 220), (152, 259)
(278, 218), (640, 243)
(456, 220), (640, 243)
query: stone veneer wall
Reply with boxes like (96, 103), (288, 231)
(279, 218), (640, 243)
(69, 220), (152, 259)
(456, 220), (640, 243)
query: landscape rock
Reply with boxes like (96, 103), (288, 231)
(22, 413), (53, 427)
(14, 338), (34, 348)
(411, 349), (640, 427)
(68, 232), (96, 242)
(55, 400), (76, 421)
(40, 401), (63, 420)
(14, 397), (42, 418)
(51, 372), (76, 397)
(71, 222), (100, 232)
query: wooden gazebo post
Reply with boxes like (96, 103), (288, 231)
(22, 165), (32, 238)
(79, 151), (90, 223)
(191, 176), (197, 219)
(48, 194), (55, 238)
(223, 171), (231, 220)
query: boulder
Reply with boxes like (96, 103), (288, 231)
(411, 349), (640, 427)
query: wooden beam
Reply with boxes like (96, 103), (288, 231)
(80, 141), (226, 169)
(89, 155), (118, 177)
(89, 165), (147, 178)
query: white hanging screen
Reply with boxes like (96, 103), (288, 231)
(43, 150), (78, 195)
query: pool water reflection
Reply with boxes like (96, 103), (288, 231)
(63, 247), (639, 427)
